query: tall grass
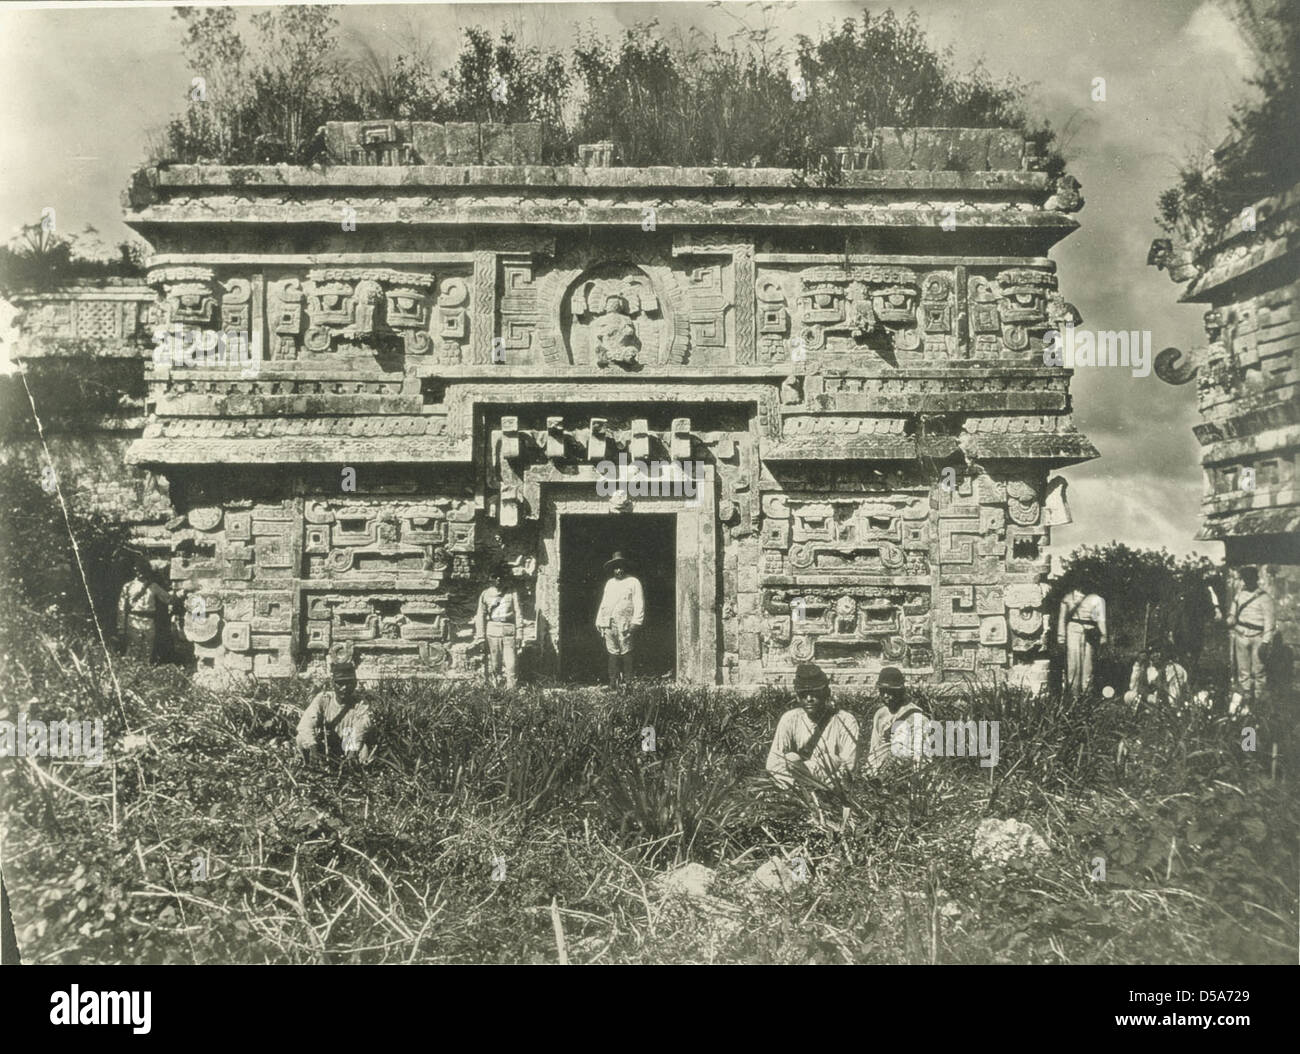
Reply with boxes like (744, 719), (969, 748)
(2, 606), (1295, 964)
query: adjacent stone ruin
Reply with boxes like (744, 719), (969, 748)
(1150, 179), (1300, 646)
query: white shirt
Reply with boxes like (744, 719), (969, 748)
(596, 575), (644, 629)
(765, 708), (860, 786)
(1059, 590), (1107, 641)
(1128, 661), (1188, 703)
(865, 704), (927, 775)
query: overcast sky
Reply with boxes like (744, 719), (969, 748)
(0, 0), (1259, 559)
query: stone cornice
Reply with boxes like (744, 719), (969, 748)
(136, 164), (1049, 193)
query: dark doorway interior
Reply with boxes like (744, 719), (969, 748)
(559, 514), (676, 684)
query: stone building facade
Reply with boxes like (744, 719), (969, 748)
(1151, 180), (1300, 649)
(14, 123), (1096, 687)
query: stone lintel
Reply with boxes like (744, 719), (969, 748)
(765, 433), (1097, 464)
(126, 204), (1077, 238)
(1192, 397), (1300, 445)
(128, 437), (464, 465)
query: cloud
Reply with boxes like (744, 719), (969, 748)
(1183, 1), (1254, 74)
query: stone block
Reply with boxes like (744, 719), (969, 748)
(444, 123), (479, 164)
(479, 123), (513, 165)
(512, 123), (543, 164)
(410, 123), (447, 164)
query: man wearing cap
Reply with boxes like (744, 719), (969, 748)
(118, 559), (171, 664)
(296, 661), (376, 765)
(765, 662), (860, 789)
(596, 551), (644, 689)
(1225, 565), (1275, 705)
(475, 562), (522, 689)
(864, 666), (928, 776)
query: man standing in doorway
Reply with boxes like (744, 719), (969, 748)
(596, 551), (644, 689)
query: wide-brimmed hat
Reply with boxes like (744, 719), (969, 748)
(330, 661), (358, 683)
(604, 551), (630, 571)
(792, 662), (830, 693)
(877, 666), (906, 693)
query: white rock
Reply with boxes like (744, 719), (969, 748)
(121, 732), (150, 753)
(652, 862), (716, 900)
(971, 817), (1051, 869)
(748, 856), (799, 894)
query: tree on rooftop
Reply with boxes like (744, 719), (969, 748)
(165, 5), (345, 163)
(154, 5), (1062, 173)
(570, 8), (1058, 171)
(1157, 0), (1300, 240)
(435, 28), (571, 161)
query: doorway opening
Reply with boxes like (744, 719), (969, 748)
(559, 514), (676, 684)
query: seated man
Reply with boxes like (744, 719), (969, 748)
(296, 661), (376, 765)
(1123, 647), (1189, 707)
(864, 666), (927, 776)
(765, 662), (859, 789)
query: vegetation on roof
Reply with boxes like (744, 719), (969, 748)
(157, 5), (1065, 177)
(1156, 0), (1300, 245)
(0, 222), (148, 297)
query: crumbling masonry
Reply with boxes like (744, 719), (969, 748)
(12, 124), (1097, 687)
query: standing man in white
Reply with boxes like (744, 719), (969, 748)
(596, 551), (644, 689)
(1058, 579), (1107, 695)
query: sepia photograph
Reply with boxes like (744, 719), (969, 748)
(0, 0), (1295, 992)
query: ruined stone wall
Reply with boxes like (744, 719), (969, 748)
(2, 283), (169, 551)
(0, 433), (170, 523)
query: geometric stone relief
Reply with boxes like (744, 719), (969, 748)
(762, 583), (932, 672)
(794, 265), (920, 355)
(302, 499), (476, 582)
(760, 494), (931, 578)
(304, 589), (452, 679)
(670, 233), (752, 365)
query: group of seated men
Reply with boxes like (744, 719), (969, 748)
(292, 655), (928, 793)
(298, 646), (1261, 782)
(764, 663), (927, 789)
